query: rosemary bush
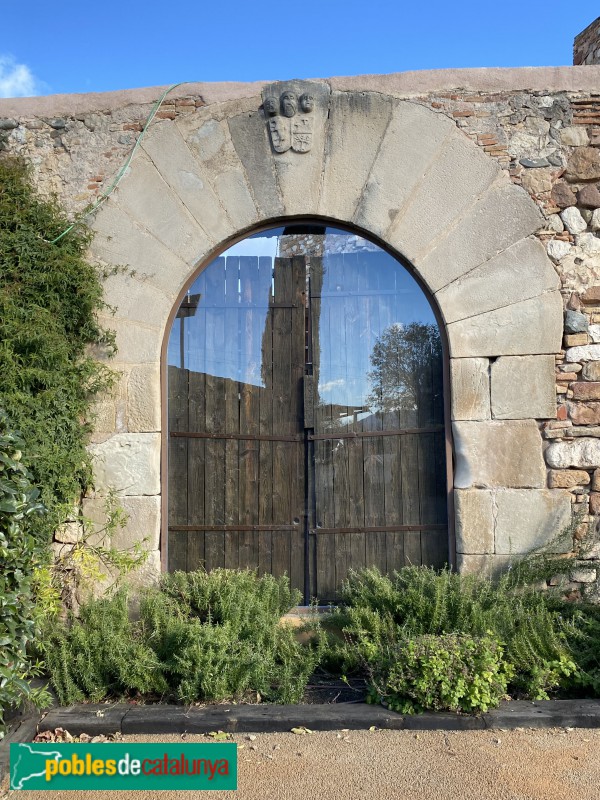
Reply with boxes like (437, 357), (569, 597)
(330, 566), (577, 701)
(43, 569), (325, 706)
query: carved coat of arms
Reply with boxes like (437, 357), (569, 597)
(264, 91), (314, 154)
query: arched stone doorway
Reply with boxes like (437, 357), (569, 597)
(165, 223), (449, 601)
(87, 79), (563, 587)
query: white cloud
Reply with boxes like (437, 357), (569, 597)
(0, 55), (40, 98)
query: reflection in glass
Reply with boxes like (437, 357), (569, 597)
(167, 225), (447, 597)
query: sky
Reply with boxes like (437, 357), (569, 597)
(0, 3), (596, 98)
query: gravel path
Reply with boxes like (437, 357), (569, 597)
(3, 727), (600, 799)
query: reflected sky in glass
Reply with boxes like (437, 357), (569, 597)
(167, 226), (438, 408)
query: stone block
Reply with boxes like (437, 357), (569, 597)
(589, 325), (600, 343)
(179, 113), (259, 230)
(564, 310), (589, 334)
(590, 492), (600, 515)
(568, 402), (600, 424)
(576, 233), (600, 255)
(565, 344), (600, 362)
(416, 182), (543, 292)
(593, 468), (600, 491)
(570, 424), (600, 436)
(551, 181), (577, 208)
(582, 286), (600, 303)
(447, 291), (563, 358)
(564, 333), (589, 347)
(90, 371), (127, 434)
(319, 91), (394, 222)
(101, 270), (173, 327)
(571, 568), (597, 583)
(127, 364), (161, 432)
(572, 382), (600, 400)
(456, 554), (513, 577)
(141, 119), (235, 243)
(95, 315), (162, 366)
(453, 420), (545, 489)
(545, 213), (564, 233)
(583, 361), (600, 380)
(546, 240), (572, 263)
(566, 147), (600, 181)
(91, 200), (194, 300)
(82, 495), (161, 551)
(261, 80), (330, 217)
(520, 167), (553, 195)
(548, 470), (590, 488)
(454, 489), (494, 553)
(545, 438), (600, 469)
(560, 206), (587, 235)
(578, 185), (600, 209)
(388, 118), (499, 258)
(89, 433), (161, 496)
(354, 100), (455, 240)
(450, 358), (490, 420)
(560, 126), (590, 147)
(125, 549), (161, 590)
(591, 209), (600, 232)
(494, 489), (572, 554)
(214, 170), (260, 231)
(114, 155), (211, 265)
(228, 109), (284, 219)
(436, 238), (558, 324)
(54, 520), (83, 544)
(491, 355), (556, 420)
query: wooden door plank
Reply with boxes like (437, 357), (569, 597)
(258, 256), (274, 577)
(385, 531), (404, 575)
(239, 256), (261, 572)
(404, 530), (423, 567)
(421, 529), (448, 570)
(271, 257), (293, 582)
(168, 531), (188, 574)
(168, 364), (188, 572)
(187, 369), (206, 571)
(289, 256), (306, 595)
(203, 260), (226, 572)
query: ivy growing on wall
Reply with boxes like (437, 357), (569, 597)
(0, 157), (115, 543)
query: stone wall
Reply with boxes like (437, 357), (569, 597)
(2, 69), (600, 598)
(574, 17), (600, 66)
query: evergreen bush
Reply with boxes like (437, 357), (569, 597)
(0, 410), (50, 734)
(0, 157), (115, 543)
(368, 633), (512, 714)
(330, 566), (577, 701)
(42, 569), (325, 706)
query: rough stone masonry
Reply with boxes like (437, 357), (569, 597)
(2, 23), (600, 601)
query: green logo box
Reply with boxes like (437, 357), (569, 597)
(10, 742), (237, 791)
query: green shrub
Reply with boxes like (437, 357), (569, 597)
(43, 569), (325, 706)
(369, 633), (512, 714)
(548, 599), (600, 696)
(43, 590), (167, 704)
(332, 566), (577, 700)
(0, 410), (50, 734)
(0, 157), (115, 544)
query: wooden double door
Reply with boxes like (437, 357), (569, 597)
(168, 248), (448, 602)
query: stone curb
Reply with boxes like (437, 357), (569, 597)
(36, 699), (600, 737)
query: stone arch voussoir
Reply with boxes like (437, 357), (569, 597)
(89, 81), (564, 580)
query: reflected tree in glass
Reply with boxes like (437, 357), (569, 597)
(366, 322), (442, 418)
